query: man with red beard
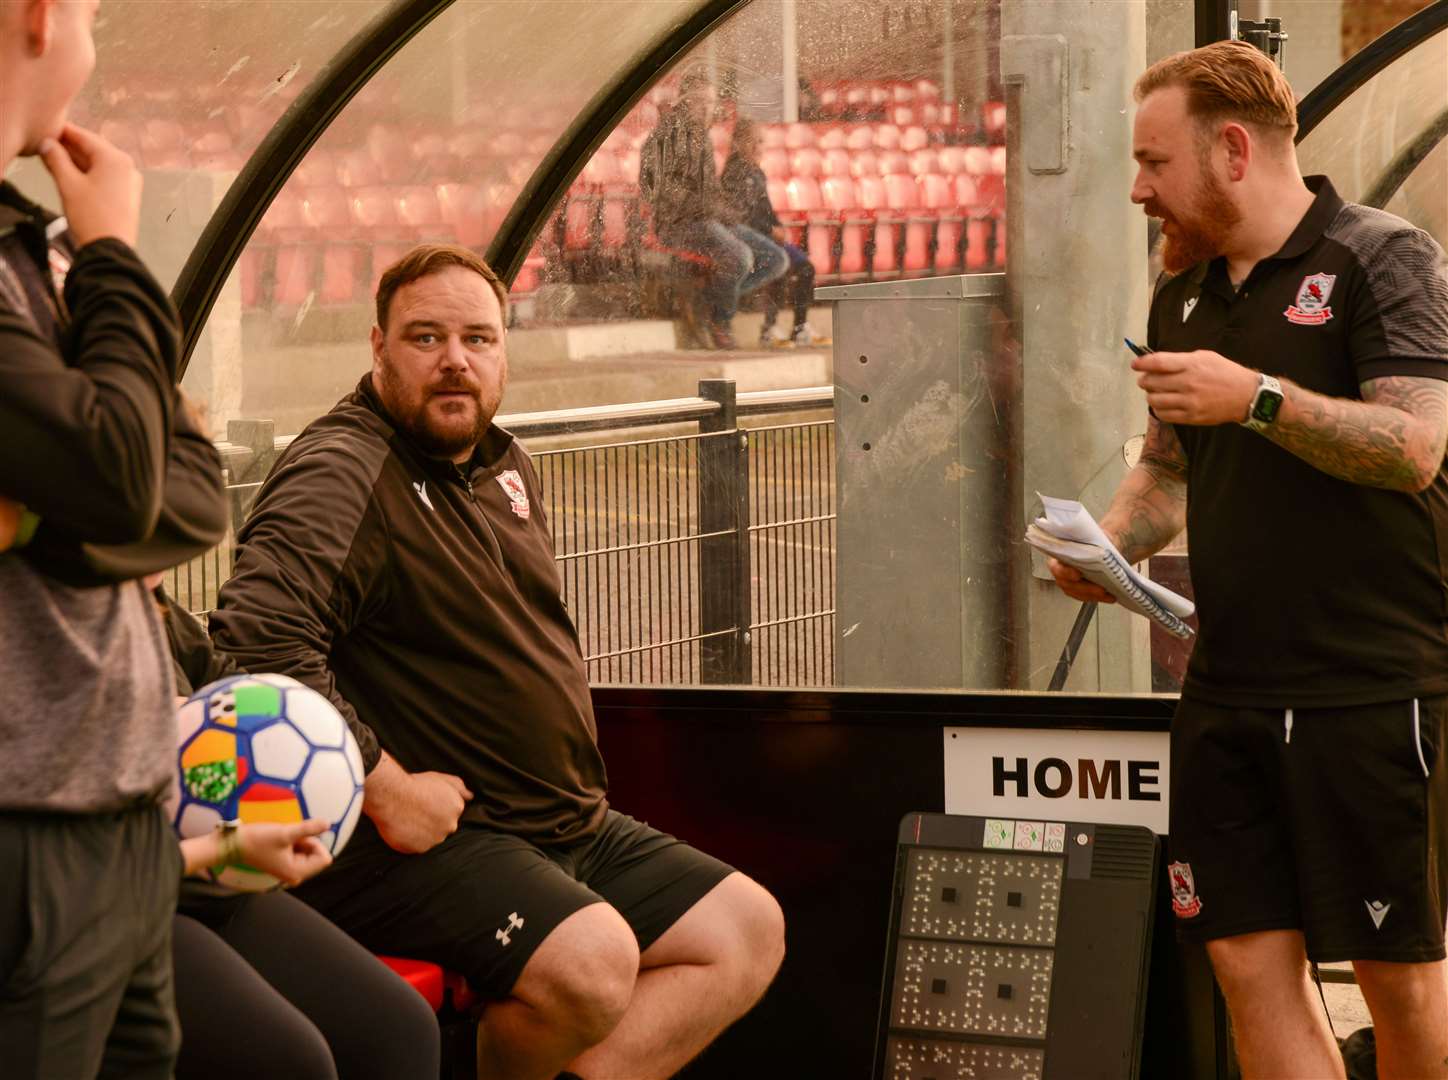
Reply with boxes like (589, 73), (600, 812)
(210, 244), (783, 1080)
(1048, 41), (1448, 1079)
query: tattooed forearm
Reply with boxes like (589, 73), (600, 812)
(1264, 375), (1448, 492)
(1100, 416), (1189, 563)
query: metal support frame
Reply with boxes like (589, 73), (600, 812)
(1296, 0), (1448, 142)
(696, 379), (752, 683)
(171, 0), (456, 371)
(1196, 0), (1236, 47)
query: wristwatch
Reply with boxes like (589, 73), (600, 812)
(1241, 373), (1285, 432)
(212, 819), (243, 870)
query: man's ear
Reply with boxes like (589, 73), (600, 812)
(1221, 122), (1252, 182)
(25, 0), (57, 57)
(370, 325), (385, 372)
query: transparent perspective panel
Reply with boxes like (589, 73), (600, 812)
(1236, 1), (1439, 102)
(182, 0), (694, 441)
(1298, 26), (1448, 247)
(4, 0), (383, 292)
(519, 0), (1188, 692)
(518, 0), (1009, 687)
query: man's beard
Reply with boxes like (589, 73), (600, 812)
(377, 356), (498, 460)
(1153, 167), (1242, 274)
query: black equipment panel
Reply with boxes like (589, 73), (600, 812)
(875, 813), (1158, 1080)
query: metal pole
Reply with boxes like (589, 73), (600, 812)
(782, 0), (799, 122)
(697, 380), (750, 682)
(942, 0), (955, 107)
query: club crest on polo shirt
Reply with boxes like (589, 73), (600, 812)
(1168, 861), (1203, 918)
(496, 469), (530, 520)
(1284, 272), (1336, 325)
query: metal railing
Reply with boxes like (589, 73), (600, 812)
(175, 380), (837, 686)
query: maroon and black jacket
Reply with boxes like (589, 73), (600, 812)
(210, 374), (608, 844)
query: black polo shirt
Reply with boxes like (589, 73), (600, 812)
(1148, 176), (1448, 708)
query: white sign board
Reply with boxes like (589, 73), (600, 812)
(944, 727), (1170, 834)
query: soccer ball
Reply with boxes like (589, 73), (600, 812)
(167, 673), (365, 892)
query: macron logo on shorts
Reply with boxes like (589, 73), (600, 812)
(1365, 899), (1390, 930)
(495, 911), (525, 947)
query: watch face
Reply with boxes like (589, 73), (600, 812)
(1254, 388), (1284, 423)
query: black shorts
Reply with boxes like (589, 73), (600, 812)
(292, 809), (735, 997)
(1168, 694), (1448, 963)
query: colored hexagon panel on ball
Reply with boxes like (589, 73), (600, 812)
(165, 673), (366, 892)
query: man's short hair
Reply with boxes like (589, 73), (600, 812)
(1134, 40), (1297, 144)
(375, 244), (509, 330)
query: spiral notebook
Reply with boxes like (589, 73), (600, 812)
(1025, 494), (1195, 640)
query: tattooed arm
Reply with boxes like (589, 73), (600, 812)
(1048, 415), (1188, 603)
(1262, 374), (1448, 493)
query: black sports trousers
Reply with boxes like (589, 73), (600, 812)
(0, 804), (182, 1079)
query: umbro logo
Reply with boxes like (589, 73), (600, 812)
(1365, 899), (1391, 930)
(1182, 296), (1199, 322)
(495, 911), (525, 947)
(413, 480), (435, 511)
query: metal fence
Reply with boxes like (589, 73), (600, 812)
(175, 380), (837, 687)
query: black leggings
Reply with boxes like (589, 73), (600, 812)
(173, 890), (440, 1080)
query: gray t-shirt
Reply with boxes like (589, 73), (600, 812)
(0, 211), (176, 813)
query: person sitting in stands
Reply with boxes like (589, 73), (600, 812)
(210, 243), (786, 1080)
(638, 69), (786, 349)
(720, 117), (826, 349)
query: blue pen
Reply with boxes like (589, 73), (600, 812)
(1123, 337), (1150, 358)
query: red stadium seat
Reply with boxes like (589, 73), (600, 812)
(760, 147), (790, 180)
(914, 79), (942, 101)
(962, 146), (992, 176)
(855, 174), (897, 276)
(877, 150), (910, 176)
(817, 126), (848, 150)
(873, 124), (901, 151)
(377, 957), (478, 1014)
(983, 101), (1007, 141)
(293, 150), (339, 188)
(921, 174), (962, 271)
(843, 125), (874, 151)
(990, 146), (1007, 175)
(783, 123), (816, 149)
(435, 182), (489, 247)
(891, 82), (915, 104)
(919, 102), (941, 126)
(379, 957), (444, 1012)
(889, 106), (915, 127)
(899, 125), (929, 153)
(337, 150), (383, 188)
(790, 147), (823, 179)
(616, 149), (641, 184)
(766, 177), (789, 210)
(937, 146), (966, 175)
(820, 148), (852, 177)
(849, 150), (879, 179)
(907, 149), (939, 177)
(761, 124), (787, 149)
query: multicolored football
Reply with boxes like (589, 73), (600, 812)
(167, 673), (365, 891)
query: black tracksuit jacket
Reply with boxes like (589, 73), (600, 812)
(210, 374), (608, 844)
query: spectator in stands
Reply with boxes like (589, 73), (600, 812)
(638, 69), (786, 349)
(149, 577), (442, 1080)
(0, 2), (228, 1074)
(211, 244), (786, 1080)
(720, 118), (825, 348)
